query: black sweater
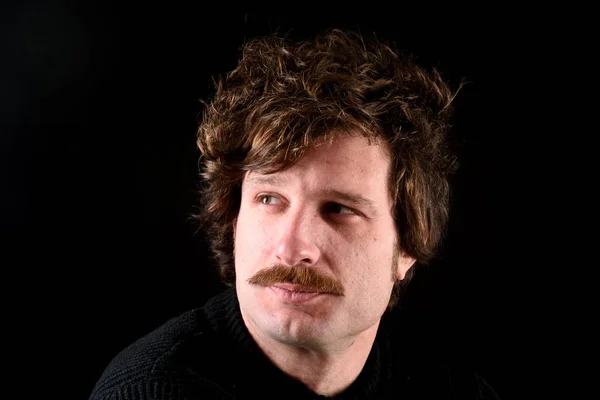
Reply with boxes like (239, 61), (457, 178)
(89, 288), (500, 399)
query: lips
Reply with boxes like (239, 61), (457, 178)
(268, 285), (326, 303)
(271, 283), (321, 293)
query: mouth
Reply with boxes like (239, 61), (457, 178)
(268, 284), (331, 303)
(271, 283), (322, 293)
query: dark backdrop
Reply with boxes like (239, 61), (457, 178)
(2, 3), (566, 399)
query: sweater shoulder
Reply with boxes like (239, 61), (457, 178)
(396, 357), (501, 399)
(88, 308), (231, 399)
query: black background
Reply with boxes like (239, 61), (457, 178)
(2, 3), (571, 399)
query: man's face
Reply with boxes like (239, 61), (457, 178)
(234, 134), (415, 349)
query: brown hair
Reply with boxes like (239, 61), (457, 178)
(192, 29), (460, 309)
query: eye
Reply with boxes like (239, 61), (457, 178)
(257, 194), (280, 205)
(324, 203), (356, 215)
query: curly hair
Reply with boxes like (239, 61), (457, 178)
(192, 29), (460, 309)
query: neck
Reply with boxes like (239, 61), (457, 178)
(240, 309), (381, 397)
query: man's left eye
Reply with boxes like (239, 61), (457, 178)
(326, 203), (355, 215)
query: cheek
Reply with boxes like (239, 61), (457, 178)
(342, 237), (395, 293)
(235, 210), (270, 274)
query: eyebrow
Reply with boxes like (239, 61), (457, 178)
(244, 174), (378, 214)
(321, 188), (378, 214)
(245, 174), (290, 188)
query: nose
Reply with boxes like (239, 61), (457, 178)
(274, 207), (322, 267)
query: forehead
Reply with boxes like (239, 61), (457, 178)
(246, 134), (390, 180)
(243, 134), (393, 210)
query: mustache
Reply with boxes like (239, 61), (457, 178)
(247, 265), (345, 296)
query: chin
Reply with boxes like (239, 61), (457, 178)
(265, 305), (338, 344)
(268, 318), (327, 347)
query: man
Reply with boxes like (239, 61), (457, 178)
(89, 29), (500, 399)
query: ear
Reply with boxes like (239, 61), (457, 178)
(396, 250), (416, 280)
